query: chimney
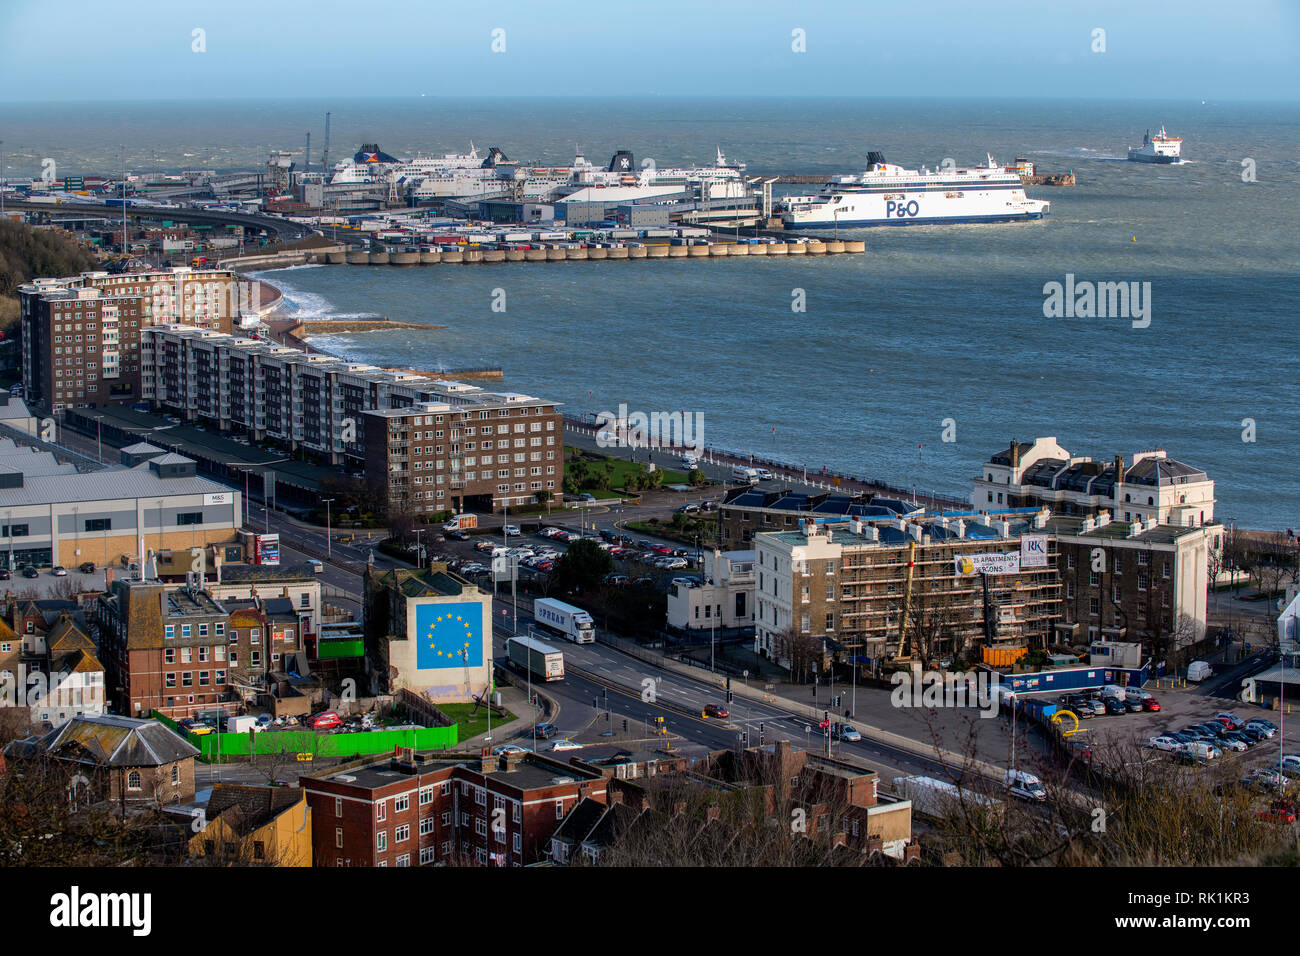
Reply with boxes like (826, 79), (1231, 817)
(1009, 440), (1021, 468)
(895, 517), (907, 533)
(939, 516), (950, 530)
(863, 524), (879, 541)
(824, 526), (833, 543)
(1034, 508), (1049, 529)
(1114, 454), (1124, 480)
(908, 524), (922, 543)
(954, 520), (966, 538)
(479, 747), (495, 773)
(850, 518), (864, 535)
(1081, 516), (1096, 533)
(1096, 510), (1111, 528)
(997, 520), (1010, 538)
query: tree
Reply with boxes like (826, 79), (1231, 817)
(534, 489), (553, 512)
(552, 538), (614, 594)
(688, 468), (707, 487)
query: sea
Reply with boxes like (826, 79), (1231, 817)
(4, 97), (1298, 528)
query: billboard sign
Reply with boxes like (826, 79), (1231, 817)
(954, 552), (1021, 576)
(1020, 534), (1049, 568)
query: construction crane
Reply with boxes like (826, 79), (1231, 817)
(896, 539), (917, 659)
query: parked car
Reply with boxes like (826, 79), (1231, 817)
(1103, 697), (1127, 715)
(50, 566), (68, 577)
(1215, 712), (1245, 729)
(1148, 735), (1184, 752)
(1077, 698), (1107, 717)
(1246, 720), (1277, 737)
(1218, 735), (1249, 753)
(22, 566), (38, 578)
(1141, 698), (1162, 712)
(1123, 697), (1144, 713)
(0, 569), (9, 581)
(1242, 769), (1289, 790)
(1225, 730), (1257, 748)
(1276, 755), (1300, 774)
(550, 739), (583, 752)
(704, 704), (730, 719)
(78, 562), (96, 574)
(1174, 751), (1208, 766)
(1184, 741), (1221, 760)
(503, 525), (521, 536)
(1258, 805), (1298, 823)
(255, 713), (273, 728)
(309, 711), (343, 730)
(1239, 726), (1269, 743)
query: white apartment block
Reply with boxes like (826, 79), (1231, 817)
(973, 437), (1215, 528)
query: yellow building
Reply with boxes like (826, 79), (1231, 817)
(190, 784), (312, 866)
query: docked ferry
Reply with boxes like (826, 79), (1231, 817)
(1127, 126), (1182, 164)
(779, 152), (1050, 229)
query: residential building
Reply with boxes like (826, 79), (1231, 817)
(95, 578), (233, 719)
(18, 267), (252, 412)
(753, 511), (1061, 670)
(2, 714), (198, 807)
(364, 395), (563, 513)
(205, 560), (322, 641)
(973, 437), (1215, 527)
(299, 747), (606, 867)
(667, 548), (755, 632)
(719, 487), (922, 549)
(139, 325), (564, 510)
(0, 600), (105, 727)
(1048, 512), (1212, 660)
(362, 566), (493, 703)
(189, 784), (312, 866)
(0, 445), (241, 569)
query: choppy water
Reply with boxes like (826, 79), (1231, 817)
(7, 97), (1297, 527)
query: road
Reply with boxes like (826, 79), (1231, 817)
(5, 198), (309, 241)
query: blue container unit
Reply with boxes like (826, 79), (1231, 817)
(993, 662), (1151, 699)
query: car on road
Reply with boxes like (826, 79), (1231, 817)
(309, 711), (343, 730)
(307, 558), (324, 573)
(448, 530), (471, 541)
(755, 468), (774, 481)
(503, 525), (521, 536)
(492, 744), (530, 756)
(533, 723), (557, 740)
(22, 566), (38, 578)
(831, 723), (861, 742)
(674, 503), (700, 515)
(50, 566), (68, 576)
(550, 739), (583, 752)
(704, 704), (730, 719)
(1148, 735), (1184, 752)
(1142, 698), (1162, 712)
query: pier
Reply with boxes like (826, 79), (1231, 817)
(309, 239), (865, 267)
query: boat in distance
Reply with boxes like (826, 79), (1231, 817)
(1127, 126), (1182, 164)
(779, 151), (1050, 228)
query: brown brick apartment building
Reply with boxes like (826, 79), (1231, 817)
(300, 748), (607, 867)
(19, 268), (247, 413)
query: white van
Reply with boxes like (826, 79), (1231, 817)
(755, 467), (774, 481)
(1187, 661), (1213, 682)
(1005, 769), (1047, 802)
(1101, 684), (1126, 701)
(1185, 740), (1220, 760)
(730, 465), (759, 485)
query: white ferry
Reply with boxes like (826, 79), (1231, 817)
(779, 151), (1050, 228)
(1127, 126), (1182, 164)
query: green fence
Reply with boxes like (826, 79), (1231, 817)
(317, 640), (364, 660)
(153, 713), (458, 762)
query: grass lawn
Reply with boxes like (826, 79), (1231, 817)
(566, 447), (689, 490)
(439, 702), (517, 739)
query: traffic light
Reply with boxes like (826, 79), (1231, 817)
(622, 718), (628, 732)
(593, 697), (599, 710)
(726, 690), (732, 703)
(759, 722), (765, 745)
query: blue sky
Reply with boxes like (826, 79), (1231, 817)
(1, 0), (1297, 102)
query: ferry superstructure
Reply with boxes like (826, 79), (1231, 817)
(1127, 126), (1182, 164)
(779, 152), (1050, 228)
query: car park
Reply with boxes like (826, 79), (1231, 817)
(1239, 727), (1269, 743)
(539, 527), (562, 538)
(255, 713), (273, 728)
(1215, 712), (1245, 729)
(1077, 698), (1107, 717)
(1184, 741), (1221, 760)
(1174, 751), (1208, 766)
(1258, 805), (1298, 823)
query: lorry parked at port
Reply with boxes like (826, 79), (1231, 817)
(507, 635), (565, 682)
(533, 598), (596, 644)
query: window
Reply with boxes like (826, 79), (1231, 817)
(420, 847), (435, 865)
(394, 795), (409, 813)
(377, 831), (387, 852)
(176, 512), (203, 526)
(335, 828), (344, 849)
(164, 648), (176, 664)
(84, 517), (111, 532)
(165, 625), (175, 640)
(395, 824), (410, 843)
(336, 798), (343, 817)
(441, 811), (451, 826)
(127, 770), (142, 791)
(420, 817), (435, 836)
(376, 800), (386, 822)
(555, 800), (565, 820)
(441, 782), (450, 796)
(300, 592), (311, 609)
(396, 854), (409, 867)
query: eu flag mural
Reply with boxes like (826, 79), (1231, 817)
(416, 603), (484, 670)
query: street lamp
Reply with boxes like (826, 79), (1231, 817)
(322, 498), (335, 559)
